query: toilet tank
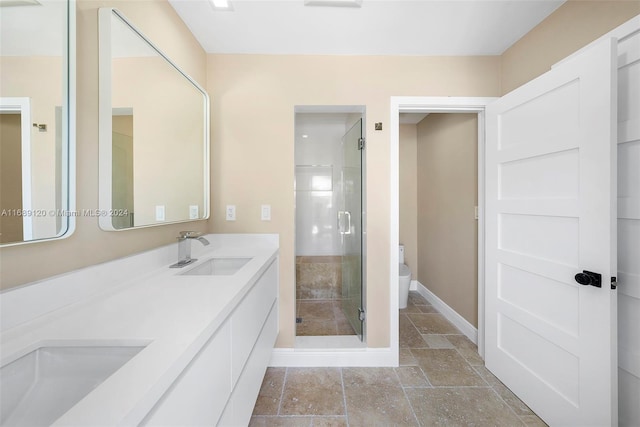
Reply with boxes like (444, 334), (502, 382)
(399, 245), (405, 264)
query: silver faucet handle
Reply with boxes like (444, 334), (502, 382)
(179, 231), (203, 239)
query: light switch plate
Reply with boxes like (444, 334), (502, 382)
(155, 205), (165, 221)
(189, 205), (199, 219)
(226, 205), (236, 221)
(261, 204), (271, 221)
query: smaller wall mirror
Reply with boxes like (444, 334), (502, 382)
(0, 0), (75, 246)
(98, 8), (209, 231)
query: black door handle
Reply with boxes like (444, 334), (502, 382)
(575, 270), (602, 288)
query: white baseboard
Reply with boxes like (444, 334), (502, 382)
(269, 335), (397, 367)
(410, 279), (418, 291)
(415, 281), (478, 344)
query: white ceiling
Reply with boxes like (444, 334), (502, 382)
(168, 0), (565, 56)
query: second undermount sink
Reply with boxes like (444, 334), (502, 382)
(180, 257), (253, 276)
(0, 345), (145, 426)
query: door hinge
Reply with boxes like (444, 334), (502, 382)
(358, 308), (365, 322)
(611, 276), (617, 290)
(358, 137), (365, 150)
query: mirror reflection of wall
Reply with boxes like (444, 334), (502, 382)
(112, 112), (134, 229)
(99, 9), (209, 231)
(0, 0), (72, 246)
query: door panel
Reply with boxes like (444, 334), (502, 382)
(341, 119), (363, 340)
(616, 24), (640, 427)
(486, 38), (617, 426)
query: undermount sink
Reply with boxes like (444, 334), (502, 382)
(0, 345), (145, 426)
(180, 257), (253, 276)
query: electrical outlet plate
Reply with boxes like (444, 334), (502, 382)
(261, 204), (271, 221)
(155, 205), (165, 221)
(226, 205), (236, 221)
(189, 205), (199, 220)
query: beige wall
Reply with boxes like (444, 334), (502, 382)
(501, 0), (640, 94)
(207, 54), (500, 347)
(399, 124), (418, 276)
(0, 0), (207, 290)
(416, 114), (478, 327)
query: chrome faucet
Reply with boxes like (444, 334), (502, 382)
(170, 231), (210, 268)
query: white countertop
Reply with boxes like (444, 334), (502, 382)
(0, 234), (279, 426)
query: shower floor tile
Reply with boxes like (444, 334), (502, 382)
(296, 300), (356, 336)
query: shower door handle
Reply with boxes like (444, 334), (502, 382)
(337, 211), (352, 235)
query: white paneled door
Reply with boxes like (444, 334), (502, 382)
(485, 38), (618, 426)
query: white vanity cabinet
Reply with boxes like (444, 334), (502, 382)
(142, 259), (278, 426)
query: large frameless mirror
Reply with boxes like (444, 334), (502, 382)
(0, 0), (75, 246)
(98, 8), (209, 231)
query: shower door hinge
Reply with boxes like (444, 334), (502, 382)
(358, 308), (365, 322)
(358, 137), (365, 150)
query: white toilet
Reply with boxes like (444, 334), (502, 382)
(399, 245), (411, 309)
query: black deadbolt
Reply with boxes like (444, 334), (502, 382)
(574, 270), (602, 288)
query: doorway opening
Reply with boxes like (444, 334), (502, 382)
(399, 112), (479, 341)
(390, 97), (496, 360)
(294, 106), (366, 345)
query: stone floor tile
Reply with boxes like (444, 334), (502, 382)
(407, 291), (429, 306)
(446, 335), (484, 365)
(422, 334), (455, 349)
(343, 367), (418, 426)
(399, 347), (418, 366)
(407, 313), (460, 334)
(406, 387), (524, 426)
(336, 319), (356, 335)
(279, 368), (345, 416)
(253, 367), (286, 415)
(417, 305), (439, 313)
(395, 366), (431, 387)
(520, 414), (549, 426)
(411, 348), (485, 386)
(297, 301), (336, 321)
(399, 314), (427, 348)
(249, 416), (312, 427)
(400, 304), (423, 314)
(310, 416), (348, 426)
(296, 319), (337, 336)
(474, 366), (536, 416)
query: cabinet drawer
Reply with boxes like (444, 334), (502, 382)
(142, 322), (232, 426)
(231, 261), (277, 385)
(220, 300), (278, 427)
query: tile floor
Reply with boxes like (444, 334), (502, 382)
(251, 291), (547, 426)
(296, 300), (356, 336)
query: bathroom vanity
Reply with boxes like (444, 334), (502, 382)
(0, 234), (279, 426)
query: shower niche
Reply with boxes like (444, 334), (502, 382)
(294, 107), (365, 342)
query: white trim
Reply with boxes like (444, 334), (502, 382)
(390, 96), (496, 361)
(415, 281), (479, 345)
(65, 0), (76, 241)
(0, 97), (33, 240)
(270, 346), (395, 367)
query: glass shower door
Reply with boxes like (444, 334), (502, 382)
(340, 119), (364, 340)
